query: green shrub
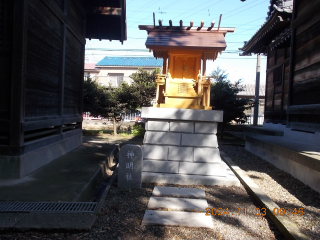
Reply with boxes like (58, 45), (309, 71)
(132, 124), (145, 137)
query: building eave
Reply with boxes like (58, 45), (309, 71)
(240, 9), (292, 54)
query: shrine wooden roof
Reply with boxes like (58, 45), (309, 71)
(139, 25), (235, 59)
(240, 0), (292, 54)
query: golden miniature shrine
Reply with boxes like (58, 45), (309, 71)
(139, 20), (235, 110)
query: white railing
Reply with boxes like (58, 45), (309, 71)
(122, 112), (141, 122)
(245, 115), (264, 125)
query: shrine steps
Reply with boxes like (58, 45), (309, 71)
(142, 169), (240, 186)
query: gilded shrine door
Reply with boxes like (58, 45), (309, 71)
(168, 52), (201, 80)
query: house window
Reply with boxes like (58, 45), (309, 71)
(273, 65), (283, 84)
(108, 73), (124, 87)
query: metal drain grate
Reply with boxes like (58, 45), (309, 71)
(0, 202), (98, 213)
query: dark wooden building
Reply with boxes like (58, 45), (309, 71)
(0, 0), (126, 179)
(241, 0), (320, 138)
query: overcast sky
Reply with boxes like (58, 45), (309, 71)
(85, 0), (270, 84)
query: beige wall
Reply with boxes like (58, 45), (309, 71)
(94, 66), (162, 87)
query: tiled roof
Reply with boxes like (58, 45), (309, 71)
(240, 0), (293, 54)
(238, 84), (265, 97)
(267, 0), (293, 20)
(96, 57), (163, 67)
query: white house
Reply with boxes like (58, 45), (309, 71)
(86, 56), (162, 87)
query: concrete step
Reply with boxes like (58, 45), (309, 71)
(147, 197), (208, 211)
(142, 210), (213, 228)
(246, 134), (320, 193)
(142, 171), (240, 186)
(244, 126), (284, 136)
(142, 160), (226, 175)
(152, 186), (206, 198)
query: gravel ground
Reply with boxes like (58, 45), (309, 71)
(219, 144), (320, 240)
(0, 181), (284, 239)
(1, 133), (319, 239)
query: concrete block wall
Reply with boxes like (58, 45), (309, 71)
(142, 117), (226, 176)
(245, 135), (320, 193)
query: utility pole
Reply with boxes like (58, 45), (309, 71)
(253, 54), (261, 126)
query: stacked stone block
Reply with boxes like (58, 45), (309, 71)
(141, 107), (235, 185)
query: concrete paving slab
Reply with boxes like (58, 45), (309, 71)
(142, 170), (240, 186)
(152, 186), (206, 198)
(142, 210), (213, 228)
(147, 197), (208, 211)
(0, 213), (27, 231)
(0, 136), (118, 202)
(13, 213), (96, 232)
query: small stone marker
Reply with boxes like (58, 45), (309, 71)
(118, 144), (142, 189)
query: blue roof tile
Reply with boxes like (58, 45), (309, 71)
(96, 56), (162, 67)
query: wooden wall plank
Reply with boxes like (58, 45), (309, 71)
(276, 48), (285, 64)
(22, 115), (82, 132)
(282, 63), (290, 110)
(296, 10), (320, 35)
(25, 89), (60, 118)
(63, 28), (84, 116)
(294, 21), (320, 72)
(66, 0), (84, 38)
(25, 0), (62, 119)
(265, 72), (274, 111)
(0, 0), (13, 119)
(293, 61), (320, 83)
(292, 77), (320, 105)
(292, 0), (320, 30)
(268, 49), (275, 68)
(10, 0), (27, 146)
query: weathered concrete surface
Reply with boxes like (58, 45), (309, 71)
(181, 134), (218, 147)
(168, 146), (193, 161)
(0, 134), (82, 179)
(0, 136), (120, 232)
(13, 213), (96, 232)
(146, 121), (169, 132)
(152, 186), (206, 198)
(143, 170), (240, 186)
(142, 210), (213, 228)
(143, 145), (168, 160)
(245, 134), (320, 193)
(179, 162), (226, 176)
(0, 137), (118, 202)
(147, 197), (208, 211)
(141, 107), (223, 122)
(142, 160), (179, 173)
(144, 132), (181, 145)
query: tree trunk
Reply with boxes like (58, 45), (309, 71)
(113, 117), (117, 135)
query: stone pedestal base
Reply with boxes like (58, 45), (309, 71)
(141, 107), (239, 186)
